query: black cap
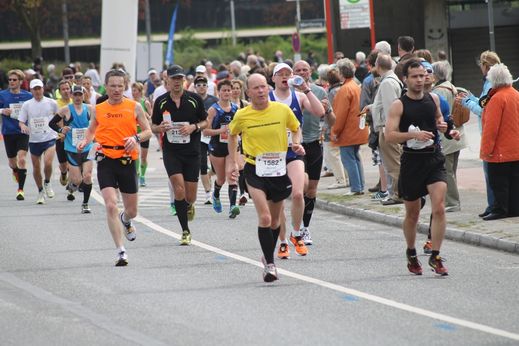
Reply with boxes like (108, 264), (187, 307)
(167, 65), (185, 78)
(72, 85), (84, 94)
(194, 76), (208, 84)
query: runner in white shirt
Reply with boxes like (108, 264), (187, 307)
(18, 79), (59, 204)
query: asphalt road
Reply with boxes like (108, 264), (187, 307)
(1, 144), (518, 346)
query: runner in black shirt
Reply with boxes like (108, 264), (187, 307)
(151, 65), (208, 245)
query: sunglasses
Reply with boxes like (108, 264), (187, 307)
(425, 68), (433, 74)
(8, 78), (19, 82)
(63, 75), (74, 79)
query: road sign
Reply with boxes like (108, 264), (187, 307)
(300, 19), (325, 29)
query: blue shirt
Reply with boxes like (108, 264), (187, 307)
(64, 104), (92, 153)
(0, 89), (33, 135)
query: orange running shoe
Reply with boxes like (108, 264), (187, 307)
(277, 243), (290, 259)
(290, 233), (308, 256)
(423, 240), (432, 254)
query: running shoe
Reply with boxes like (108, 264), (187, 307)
(263, 262), (278, 282)
(180, 230), (191, 245)
(115, 251), (128, 266)
(423, 240), (432, 255)
(429, 255), (448, 276)
(139, 176), (146, 187)
(290, 233), (308, 256)
(170, 203), (177, 216)
(204, 192), (212, 205)
(212, 193), (223, 213)
(36, 190), (45, 205)
(43, 182), (55, 198)
(187, 203), (195, 221)
(277, 243), (290, 259)
(60, 172), (68, 186)
(406, 254), (423, 275)
(229, 205), (240, 219)
(67, 190), (75, 201)
(81, 203), (91, 214)
(119, 211), (136, 241)
(16, 189), (24, 201)
(371, 190), (389, 201)
(238, 194), (248, 206)
(302, 227), (313, 245)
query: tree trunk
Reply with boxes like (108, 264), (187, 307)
(30, 29), (42, 60)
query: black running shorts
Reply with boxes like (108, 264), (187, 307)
(398, 151), (447, 201)
(303, 140), (323, 181)
(244, 163), (292, 202)
(3, 134), (29, 158)
(163, 150), (200, 182)
(97, 157), (138, 193)
(139, 139), (150, 149)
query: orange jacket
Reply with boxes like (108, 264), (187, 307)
(480, 86), (519, 163)
(331, 79), (368, 147)
(95, 98), (139, 160)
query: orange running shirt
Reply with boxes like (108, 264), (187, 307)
(95, 98), (139, 160)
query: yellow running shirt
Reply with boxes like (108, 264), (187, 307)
(229, 101), (300, 165)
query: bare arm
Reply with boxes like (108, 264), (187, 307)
(226, 134), (240, 183)
(299, 90), (325, 117)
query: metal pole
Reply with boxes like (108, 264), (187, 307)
(487, 0), (496, 51)
(324, 0), (334, 64)
(62, 0), (70, 65)
(230, 0), (237, 46)
(144, 0), (152, 69)
(296, 0), (301, 34)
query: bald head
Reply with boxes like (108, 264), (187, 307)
(375, 53), (393, 72)
(293, 60), (311, 81)
(246, 73), (267, 89)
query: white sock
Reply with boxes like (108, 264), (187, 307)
(280, 239), (288, 245)
(293, 229), (302, 237)
(117, 246), (126, 253)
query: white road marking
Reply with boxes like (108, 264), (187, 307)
(90, 190), (519, 342)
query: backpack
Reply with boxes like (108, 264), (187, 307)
(434, 84), (470, 127)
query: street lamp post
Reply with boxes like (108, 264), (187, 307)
(487, 0), (496, 51)
(230, 0), (237, 46)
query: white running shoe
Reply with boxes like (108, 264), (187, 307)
(302, 227), (313, 245)
(119, 211), (136, 241)
(43, 182), (55, 198)
(115, 251), (128, 266)
(36, 190), (45, 205)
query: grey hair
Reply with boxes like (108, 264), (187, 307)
(317, 64), (330, 80)
(336, 58), (356, 78)
(374, 41), (391, 55)
(230, 60), (242, 68)
(355, 51), (366, 63)
(487, 63), (513, 88)
(375, 53), (393, 71)
(432, 60), (452, 82)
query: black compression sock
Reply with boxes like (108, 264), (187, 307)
(258, 227), (274, 264)
(229, 184), (238, 206)
(406, 248), (417, 257)
(431, 250), (440, 258)
(18, 169), (27, 190)
(82, 183), (92, 203)
(214, 182), (222, 198)
(303, 196), (316, 228)
(175, 199), (189, 231)
(271, 226), (280, 249)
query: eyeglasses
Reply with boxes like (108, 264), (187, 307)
(195, 83), (207, 87)
(8, 78), (18, 82)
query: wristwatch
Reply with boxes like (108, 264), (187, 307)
(195, 123), (201, 132)
(134, 134), (141, 143)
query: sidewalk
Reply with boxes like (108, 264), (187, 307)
(315, 119), (519, 254)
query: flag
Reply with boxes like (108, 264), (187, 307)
(165, 2), (179, 66)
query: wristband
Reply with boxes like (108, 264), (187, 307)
(134, 134), (141, 143)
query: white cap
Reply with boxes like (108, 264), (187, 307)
(195, 65), (206, 73)
(25, 68), (36, 75)
(30, 79), (44, 89)
(273, 63), (293, 76)
(148, 69), (158, 76)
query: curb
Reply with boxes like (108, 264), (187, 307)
(316, 198), (519, 255)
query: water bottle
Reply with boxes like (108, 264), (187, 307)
(288, 75), (305, 87)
